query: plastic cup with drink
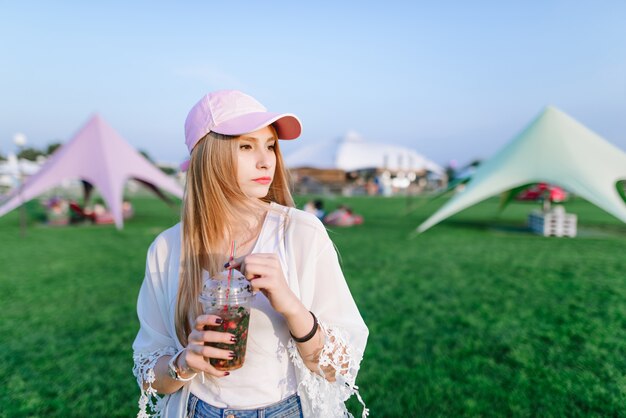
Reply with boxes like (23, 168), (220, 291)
(199, 268), (254, 371)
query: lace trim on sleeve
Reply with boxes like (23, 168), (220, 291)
(132, 347), (178, 418)
(287, 321), (369, 418)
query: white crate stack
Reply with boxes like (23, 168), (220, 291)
(528, 206), (577, 237)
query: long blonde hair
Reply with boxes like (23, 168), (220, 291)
(176, 129), (294, 345)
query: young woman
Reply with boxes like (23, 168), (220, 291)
(132, 90), (368, 418)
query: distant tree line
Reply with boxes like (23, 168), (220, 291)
(139, 149), (177, 175)
(1, 143), (177, 175)
(0, 142), (62, 162)
(444, 158), (482, 181)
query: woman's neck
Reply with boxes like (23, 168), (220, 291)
(227, 200), (270, 256)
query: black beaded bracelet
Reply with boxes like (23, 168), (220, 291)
(290, 311), (318, 343)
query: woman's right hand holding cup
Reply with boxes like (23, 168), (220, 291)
(180, 314), (235, 378)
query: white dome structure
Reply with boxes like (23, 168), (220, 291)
(285, 130), (443, 175)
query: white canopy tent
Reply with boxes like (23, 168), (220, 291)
(0, 153), (43, 177)
(285, 131), (444, 175)
(0, 154), (43, 190)
(417, 106), (626, 233)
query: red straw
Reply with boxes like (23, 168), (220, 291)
(223, 240), (236, 315)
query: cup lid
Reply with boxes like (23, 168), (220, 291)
(201, 269), (253, 299)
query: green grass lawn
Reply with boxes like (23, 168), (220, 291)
(1, 195), (625, 417)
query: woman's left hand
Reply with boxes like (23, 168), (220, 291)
(227, 253), (301, 316)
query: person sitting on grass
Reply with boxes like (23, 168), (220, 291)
(323, 205), (364, 227)
(303, 199), (325, 220)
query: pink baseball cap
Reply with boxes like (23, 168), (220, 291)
(181, 90), (302, 171)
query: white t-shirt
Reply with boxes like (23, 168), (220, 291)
(190, 206), (297, 408)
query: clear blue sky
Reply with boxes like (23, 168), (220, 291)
(1, 1), (625, 167)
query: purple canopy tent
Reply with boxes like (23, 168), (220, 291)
(0, 114), (184, 229)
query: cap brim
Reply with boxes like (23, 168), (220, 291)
(213, 112), (302, 140)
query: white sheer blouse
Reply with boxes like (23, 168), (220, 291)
(132, 203), (369, 417)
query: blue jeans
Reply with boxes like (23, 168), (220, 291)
(187, 393), (303, 418)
